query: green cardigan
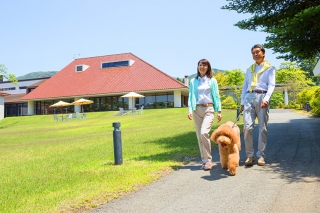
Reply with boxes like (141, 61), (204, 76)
(188, 77), (221, 113)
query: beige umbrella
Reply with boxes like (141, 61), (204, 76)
(49, 100), (71, 114)
(121, 92), (145, 110)
(71, 98), (94, 113)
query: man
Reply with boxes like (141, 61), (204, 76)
(240, 44), (276, 166)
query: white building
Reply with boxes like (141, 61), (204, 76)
(313, 59), (320, 77)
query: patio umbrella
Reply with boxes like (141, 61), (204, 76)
(121, 92), (145, 110)
(49, 100), (71, 114)
(71, 98), (94, 113)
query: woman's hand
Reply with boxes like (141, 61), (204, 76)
(188, 112), (193, 120)
(217, 112), (222, 122)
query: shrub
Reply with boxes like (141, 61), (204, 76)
(284, 101), (299, 109)
(221, 96), (237, 109)
(277, 102), (285, 109)
(270, 92), (284, 109)
(310, 87), (320, 116)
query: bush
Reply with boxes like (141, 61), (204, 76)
(277, 102), (285, 109)
(270, 92), (284, 109)
(284, 101), (300, 109)
(221, 96), (237, 109)
(310, 87), (320, 116)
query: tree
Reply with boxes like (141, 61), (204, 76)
(222, 1), (320, 62)
(0, 64), (17, 84)
(276, 62), (315, 102)
(214, 71), (229, 87)
(297, 58), (320, 84)
(225, 69), (245, 86)
(225, 69), (244, 105)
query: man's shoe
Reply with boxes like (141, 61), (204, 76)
(257, 157), (265, 166)
(245, 157), (254, 166)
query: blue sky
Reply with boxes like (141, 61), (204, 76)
(0, 0), (285, 79)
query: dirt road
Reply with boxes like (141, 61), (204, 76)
(89, 109), (320, 213)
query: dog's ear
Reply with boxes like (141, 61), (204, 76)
(210, 125), (224, 143)
(210, 129), (219, 143)
(225, 126), (238, 144)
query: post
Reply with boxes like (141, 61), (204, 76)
(306, 102), (310, 112)
(112, 122), (123, 165)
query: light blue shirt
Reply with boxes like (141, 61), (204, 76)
(188, 77), (221, 113)
(197, 76), (213, 104)
(241, 61), (276, 105)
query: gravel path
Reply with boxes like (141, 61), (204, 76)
(89, 109), (320, 213)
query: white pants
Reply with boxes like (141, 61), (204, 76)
(243, 92), (269, 158)
(193, 106), (214, 163)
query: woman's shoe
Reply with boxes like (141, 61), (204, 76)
(203, 162), (212, 170)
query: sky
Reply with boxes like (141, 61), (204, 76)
(0, 0), (286, 79)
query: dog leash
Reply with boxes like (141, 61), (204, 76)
(232, 108), (242, 128)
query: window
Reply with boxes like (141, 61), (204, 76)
(0, 87), (15, 91)
(76, 66), (83, 72)
(19, 86), (27, 89)
(75, 64), (89, 72)
(101, 60), (134, 69)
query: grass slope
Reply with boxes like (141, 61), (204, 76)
(0, 108), (241, 212)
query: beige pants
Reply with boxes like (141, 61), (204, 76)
(193, 106), (214, 163)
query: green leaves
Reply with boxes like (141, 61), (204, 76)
(222, 1), (320, 62)
(0, 64), (17, 84)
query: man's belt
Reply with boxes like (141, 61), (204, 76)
(196, 103), (213, 107)
(250, 90), (267, 94)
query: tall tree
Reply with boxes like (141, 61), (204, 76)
(276, 62), (315, 102)
(225, 69), (245, 86)
(0, 64), (17, 84)
(222, 1), (320, 62)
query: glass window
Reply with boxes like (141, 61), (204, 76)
(155, 93), (167, 108)
(168, 93), (174, 108)
(145, 94), (156, 109)
(101, 60), (129, 69)
(76, 66), (83, 72)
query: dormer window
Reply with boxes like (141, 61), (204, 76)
(101, 60), (134, 69)
(75, 64), (89, 72)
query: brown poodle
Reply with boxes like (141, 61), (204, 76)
(210, 121), (241, 176)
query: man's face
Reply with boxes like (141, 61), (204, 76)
(251, 47), (265, 63)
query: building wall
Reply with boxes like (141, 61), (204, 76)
(313, 60), (320, 77)
(0, 96), (4, 120)
(0, 78), (47, 94)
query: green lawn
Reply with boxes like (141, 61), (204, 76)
(0, 108), (241, 213)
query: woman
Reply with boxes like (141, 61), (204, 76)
(188, 59), (222, 170)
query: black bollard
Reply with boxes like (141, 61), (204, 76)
(306, 102), (310, 112)
(112, 122), (123, 165)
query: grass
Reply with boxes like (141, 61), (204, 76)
(0, 108), (241, 213)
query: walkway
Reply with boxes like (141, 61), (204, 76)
(89, 109), (320, 213)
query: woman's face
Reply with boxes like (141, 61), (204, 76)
(198, 62), (208, 77)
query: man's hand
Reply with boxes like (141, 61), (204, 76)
(188, 112), (193, 120)
(261, 100), (268, 109)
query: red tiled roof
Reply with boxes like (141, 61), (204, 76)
(22, 53), (187, 100)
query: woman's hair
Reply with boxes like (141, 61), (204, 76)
(196, 59), (213, 79)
